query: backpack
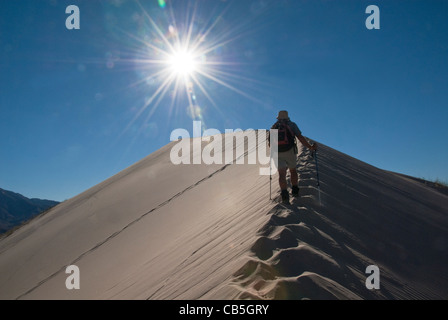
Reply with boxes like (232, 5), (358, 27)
(273, 120), (295, 152)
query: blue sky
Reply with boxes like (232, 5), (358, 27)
(1, 0), (447, 202)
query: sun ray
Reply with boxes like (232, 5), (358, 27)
(168, 76), (183, 118)
(116, 26), (172, 60)
(121, 71), (176, 137)
(140, 74), (177, 132)
(202, 65), (273, 93)
(189, 73), (219, 110)
(184, 1), (198, 51)
(194, 68), (267, 106)
(135, 0), (176, 54)
(188, 3), (230, 54)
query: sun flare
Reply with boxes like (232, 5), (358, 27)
(119, 0), (270, 139)
(167, 50), (198, 77)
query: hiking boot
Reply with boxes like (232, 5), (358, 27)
(291, 185), (299, 196)
(281, 189), (290, 204)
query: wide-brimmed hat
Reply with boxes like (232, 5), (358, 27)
(277, 110), (289, 120)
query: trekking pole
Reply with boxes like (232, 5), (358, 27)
(269, 158), (272, 200)
(269, 133), (272, 200)
(312, 149), (322, 206)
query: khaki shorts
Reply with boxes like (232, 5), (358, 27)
(277, 148), (297, 169)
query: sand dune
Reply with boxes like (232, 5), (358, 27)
(0, 132), (447, 300)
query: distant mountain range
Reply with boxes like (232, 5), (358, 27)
(0, 188), (59, 234)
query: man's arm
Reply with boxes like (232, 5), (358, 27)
(288, 121), (317, 151)
(297, 134), (317, 151)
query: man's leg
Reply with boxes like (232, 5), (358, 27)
(278, 168), (288, 190)
(289, 167), (298, 186)
(289, 167), (299, 196)
(278, 167), (289, 203)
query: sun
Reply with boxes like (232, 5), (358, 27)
(119, 0), (271, 139)
(167, 50), (198, 77)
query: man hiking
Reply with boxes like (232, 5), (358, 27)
(270, 110), (317, 204)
